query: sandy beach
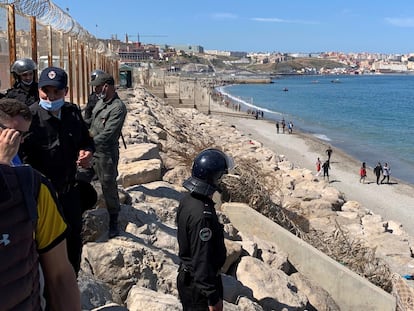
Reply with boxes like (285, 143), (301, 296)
(210, 102), (414, 237)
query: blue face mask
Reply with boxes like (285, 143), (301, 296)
(39, 98), (65, 111)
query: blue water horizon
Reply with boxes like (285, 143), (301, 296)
(218, 74), (414, 185)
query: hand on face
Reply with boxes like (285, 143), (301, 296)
(0, 128), (21, 164)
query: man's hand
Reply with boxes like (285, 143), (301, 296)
(209, 299), (223, 311)
(77, 150), (93, 168)
(0, 128), (20, 164)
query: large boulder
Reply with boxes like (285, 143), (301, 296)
(236, 256), (308, 310)
(118, 159), (162, 187)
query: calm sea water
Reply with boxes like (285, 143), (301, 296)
(218, 75), (414, 184)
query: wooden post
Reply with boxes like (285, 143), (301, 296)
(81, 43), (86, 105)
(67, 36), (73, 103)
(75, 39), (80, 106)
(8, 4), (16, 86)
(30, 16), (37, 64)
(59, 32), (64, 69)
(48, 25), (53, 67)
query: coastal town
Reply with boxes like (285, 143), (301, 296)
(2, 1), (414, 310)
(108, 35), (414, 75)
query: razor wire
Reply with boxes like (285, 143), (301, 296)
(0, 0), (110, 52)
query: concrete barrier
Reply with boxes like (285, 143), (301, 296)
(222, 203), (396, 311)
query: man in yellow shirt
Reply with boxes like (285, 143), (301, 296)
(0, 98), (80, 310)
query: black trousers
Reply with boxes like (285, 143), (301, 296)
(177, 270), (223, 311)
(59, 186), (82, 274)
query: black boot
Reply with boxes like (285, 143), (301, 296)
(109, 213), (119, 238)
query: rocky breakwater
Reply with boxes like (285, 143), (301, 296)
(78, 86), (414, 310)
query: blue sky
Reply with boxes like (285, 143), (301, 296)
(53, 0), (414, 54)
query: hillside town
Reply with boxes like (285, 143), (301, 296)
(103, 35), (414, 75)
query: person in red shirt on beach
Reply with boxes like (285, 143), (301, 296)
(359, 162), (367, 183)
(315, 157), (322, 176)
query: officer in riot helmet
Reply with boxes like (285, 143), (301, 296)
(4, 58), (39, 106)
(84, 69), (106, 127)
(177, 148), (234, 311)
(90, 69), (105, 82)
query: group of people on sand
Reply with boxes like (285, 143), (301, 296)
(315, 146), (332, 182)
(363, 161), (391, 185)
(275, 118), (294, 134)
(313, 144), (391, 185)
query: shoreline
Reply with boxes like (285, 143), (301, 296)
(216, 78), (414, 185)
(209, 100), (414, 237)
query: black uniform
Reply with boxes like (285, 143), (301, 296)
(176, 192), (226, 310)
(4, 82), (39, 106)
(19, 101), (94, 273)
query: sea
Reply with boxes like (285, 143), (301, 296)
(217, 74), (414, 185)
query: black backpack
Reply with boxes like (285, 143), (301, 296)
(14, 165), (41, 224)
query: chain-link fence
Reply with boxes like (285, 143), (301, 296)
(0, 0), (119, 106)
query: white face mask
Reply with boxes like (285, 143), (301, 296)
(97, 85), (107, 100)
(21, 80), (33, 86)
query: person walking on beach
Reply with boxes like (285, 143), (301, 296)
(360, 162), (367, 183)
(275, 121), (279, 134)
(322, 159), (330, 182)
(373, 162), (383, 185)
(281, 118), (286, 133)
(288, 121), (294, 134)
(326, 146), (333, 162)
(381, 162), (391, 184)
(315, 157), (322, 176)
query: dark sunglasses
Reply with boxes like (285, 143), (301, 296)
(0, 123), (30, 139)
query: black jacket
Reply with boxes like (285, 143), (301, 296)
(19, 102), (94, 193)
(4, 82), (39, 106)
(176, 193), (226, 305)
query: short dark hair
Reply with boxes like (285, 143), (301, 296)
(0, 98), (32, 122)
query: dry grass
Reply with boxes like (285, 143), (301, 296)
(222, 157), (393, 292)
(165, 124), (393, 292)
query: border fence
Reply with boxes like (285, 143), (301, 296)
(0, 0), (119, 105)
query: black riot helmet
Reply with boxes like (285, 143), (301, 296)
(11, 58), (37, 80)
(183, 148), (234, 197)
(90, 69), (105, 82)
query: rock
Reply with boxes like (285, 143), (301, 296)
(222, 274), (254, 304)
(236, 256), (308, 310)
(119, 143), (161, 164)
(290, 272), (340, 311)
(222, 240), (243, 273)
(125, 286), (181, 310)
(78, 272), (120, 309)
(117, 159), (162, 187)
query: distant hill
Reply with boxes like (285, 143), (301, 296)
(162, 54), (347, 75)
(245, 58), (347, 74)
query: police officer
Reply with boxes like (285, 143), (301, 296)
(19, 66), (95, 274)
(83, 69), (105, 127)
(89, 73), (127, 238)
(176, 148), (234, 311)
(76, 69), (105, 183)
(4, 58), (39, 106)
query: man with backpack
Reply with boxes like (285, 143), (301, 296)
(0, 98), (80, 310)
